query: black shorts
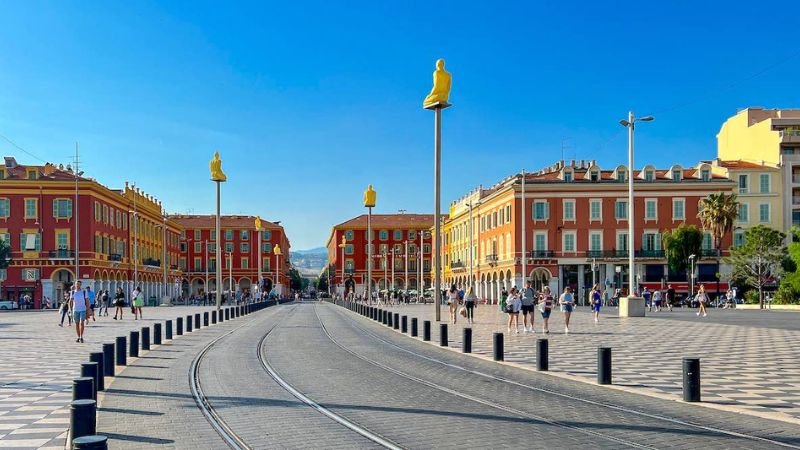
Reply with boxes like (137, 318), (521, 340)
(521, 304), (534, 314)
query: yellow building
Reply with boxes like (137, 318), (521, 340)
(717, 107), (800, 231)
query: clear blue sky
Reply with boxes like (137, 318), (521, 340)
(2, 1), (798, 249)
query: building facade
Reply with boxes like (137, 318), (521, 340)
(438, 160), (737, 303)
(0, 157), (182, 307)
(171, 215), (291, 297)
(326, 214), (434, 296)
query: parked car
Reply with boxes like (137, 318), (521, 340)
(0, 299), (18, 310)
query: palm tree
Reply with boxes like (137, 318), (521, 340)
(698, 192), (739, 297)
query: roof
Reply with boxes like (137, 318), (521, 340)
(169, 214), (284, 230)
(522, 166), (728, 183)
(333, 214), (434, 229)
(715, 160), (776, 170)
(2, 157), (92, 181)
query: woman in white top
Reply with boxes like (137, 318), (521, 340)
(506, 288), (522, 333)
(558, 286), (575, 334)
(447, 284), (460, 325)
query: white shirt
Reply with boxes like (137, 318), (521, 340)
(71, 289), (88, 312)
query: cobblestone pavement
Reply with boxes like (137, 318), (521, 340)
(0, 305), (224, 449)
(373, 302), (800, 424)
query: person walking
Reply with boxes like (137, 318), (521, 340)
(70, 280), (89, 343)
(521, 281), (536, 333)
(113, 287), (125, 320)
(558, 286), (575, 334)
(642, 287), (652, 312)
(85, 286), (96, 323)
(447, 284), (460, 325)
(505, 287), (521, 333)
(666, 285), (675, 311)
(499, 287), (508, 312)
(58, 294), (72, 327)
(464, 286), (477, 325)
(538, 286), (554, 334)
(132, 286), (144, 320)
(696, 284), (709, 317)
(653, 289), (663, 312)
(590, 283), (602, 323)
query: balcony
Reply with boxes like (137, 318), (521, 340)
(638, 249), (664, 258)
(530, 250), (555, 258)
(142, 257), (161, 267)
(702, 248), (721, 258)
(450, 261), (465, 269)
(584, 250), (628, 259)
(48, 249), (75, 259)
(792, 173), (800, 185)
(170, 264), (179, 270)
(779, 129), (800, 143)
(484, 254), (498, 264)
(109, 253), (122, 262)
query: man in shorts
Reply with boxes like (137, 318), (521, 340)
(70, 281), (89, 343)
(521, 281), (536, 333)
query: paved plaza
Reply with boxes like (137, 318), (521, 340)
(0, 305), (223, 449)
(376, 302), (800, 424)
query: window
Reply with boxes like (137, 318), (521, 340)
(209, 228), (216, 240)
(0, 233), (9, 249)
(240, 230), (250, 240)
(194, 242), (201, 253)
(194, 229), (201, 240)
(225, 229), (234, 240)
(225, 242), (233, 252)
(408, 230), (417, 240)
(345, 244), (354, 255)
(734, 230), (745, 248)
(262, 243), (272, 253)
(760, 174), (770, 193)
(738, 204), (749, 222)
(109, 207), (114, 227)
(24, 198), (37, 219)
(194, 257), (202, 272)
(240, 243), (250, 252)
(642, 232), (661, 251)
(564, 171), (573, 182)
(499, 208), (504, 225)
(377, 230), (388, 241)
(423, 244), (431, 254)
(345, 230), (354, 241)
(759, 204), (770, 223)
(20, 232), (41, 251)
(262, 230), (272, 240)
(116, 211), (122, 228)
(56, 231), (69, 249)
(563, 200), (575, 221)
(590, 171), (599, 182)
(590, 200), (602, 221)
(645, 170), (654, 182)
(702, 232), (713, 250)
(263, 258), (270, 271)
(241, 258), (249, 269)
(209, 259), (217, 271)
(493, 212), (498, 227)
(672, 199), (685, 220)
(533, 201), (549, 220)
(616, 171), (625, 182)
(208, 243), (217, 253)
(534, 233), (546, 251)
(506, 205), (511, 221)
(645, 199), (657, 220)
(672, 169), (682, 181)
(701, 169), (710, 181)
(393, 230), (403, 240)
(393, 244), (402, 254)
(480, 217), (485, 232)
(27, 169), (37, 179)
(615, 200), (627, 220)
(562, 232), (576, 253)
(52, 199), (72, 218)
(738, 175), (748, 194)
(617, 232), (628, 252)
(94, 202), (101, 222)
(589, 232), (602, 251)
(103, 205), (108, 224)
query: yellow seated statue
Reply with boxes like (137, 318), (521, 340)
(210, 151), (227, 182)
(363, 184), (377, 208)
(423, 59), (452, 109)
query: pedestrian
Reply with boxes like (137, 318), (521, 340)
(666, 285), (675, 311)
(590, 283), (602, 323)
(70, 280), (89, 343)
(113, 287), (125, 320)
(499, 287), (508, 311)
(447, 284), (460, 325)
(696, 284), (709, 317)
(132, 286), (144, 320)
(538, 286), (554, 334)
(58, 295), (72, 327)
(642, 287), (652, 312)
(558, 286), (575, 334)
(521, 281), (536, 333)
(45, 296), (52, 310)
(653, 289), (663, 312)
(98, 290), (107, 316)
(505, 288), (522, 333)
(463, 286), (477, 324)
(611, 288), (621, 307)
(85, 286), (96, 322)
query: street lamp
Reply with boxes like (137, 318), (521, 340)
(338, 235), (346, 298)
(363, 185), (376, 302)
(209, 152), (227, 316)
(467, 201), (479, 289)
(689, 254), (697, 298)
(274, 244), (282, 298)
(227, 251), (233, 302)
(618, 112), (653, 316)
(255, 217), (263, 298)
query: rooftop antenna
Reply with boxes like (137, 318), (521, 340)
(560, 138), (572, 163)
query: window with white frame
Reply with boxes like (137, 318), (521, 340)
(738, 203), (749, 222)
(408, 230), (417, 240)
(616, 231), (628, 252)
(672, 169), (682, 181)
(393, 230), (403, 240)
(563, 199), (575, 221)
(645, 199), (657, 220)
(590, 200), (602, 221)
(562, 231), (576, 253)
(589, 231), (602, 251)
(672, 199), (685, 220)
(533, 201), (549, 220)
(615, 200), (627, 220)
(738, 174), (748, 193)
(20, 232), (41, 251)
(564, 171), (573, 182)
(760, 174), (770, 193)
(734, 230), (745, 247)
(702, 232), (713, 250)
(52, 199), (72, 218)
(642, 232), (661, 251)
(759, 204), (770, 223)
(534, 232), (547, 251)
(345, 244), (354, 255)
(645, 170), (654, 182)
(345, 230), (354, 241)
(700, 169), (710, 181)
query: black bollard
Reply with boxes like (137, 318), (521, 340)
(204, 312), (209, 327)
(382, 310), (388, 325)
(115, 336), (127, 366)
(411, 318), (418, 337)
(423, 320), (431, 341)
(88, 352), (105, 391)
(493, 333), (504, 361)
(79, 363), (98, 400)
(387, 311), (393, 327)
(439, 324), (448, 347)
(598, 347), (612, 385)
(165, 320), (173, 340)
(401, 316), (408, 333)
(393, 313), (399, 330)
(141, 327), (150, 351)
(463, 328), (472, 353)
(101, 343), (114, 377)
(195, 313), (201, 328)
(176, 317), (183, 335)
(225, 308), (230, 321)
(683, 358), (701, 402)
(72, 435), (109, 449)
(153, 323), (162, 345)
(186, 315), (193, 333)
(69, 399), (96, 444)
(211, 310), (217, 324)
(72, 377), (94, 401)
(129, 331), (139, 358)
(536, 338), (549, 371)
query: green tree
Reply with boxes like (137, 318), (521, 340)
(725, 225), (787, 309)
(0, 238), (9, 271)
(662, 224), (704, 274)
(288, 267), (303, 291)
(697, 193), (739, 250)
(317, 270), (329, 292)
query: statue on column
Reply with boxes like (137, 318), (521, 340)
(210, 152), (227, 182)
(423, 59), (452, 109)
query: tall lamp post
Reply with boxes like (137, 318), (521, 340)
(423, 58), (452, 322)
(209, 152), (226, 315)
(227, 251), (233, 302)
(363, 185), (377, 302)
(338, 236), (346, 298)
(467, 202), (479, 289)
(618, 112), (653, 317)
(274, 244), (282, 298)
(255, 217), (263, 298)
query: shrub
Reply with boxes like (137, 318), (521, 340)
(744, 290), (760, 304)
(773, 284), (800, 305)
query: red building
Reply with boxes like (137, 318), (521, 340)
(326, 214), (434, 296)
(0, 157), (182, 307)
(171, 215), (291, 298)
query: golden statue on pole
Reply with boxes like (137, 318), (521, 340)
(254, 217), (262, 231)
(423, 59), (452, 109)
(363, 184), (377, 208)
(210, 152), (227, 182)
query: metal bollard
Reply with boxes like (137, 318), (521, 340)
(165, 320), (173, 340)
(387, 311), (393, 327)
(154, 323), (162, 345)
(683, 358), (701, 402)
(462, 328), (472, 353)
(129, 331), (139, 358)
(101, 343), (114, 377)
(598, 347), (612, 385)
(72, 377), (94, 401)
(115, 336), (127, 366)
(204, 312), (209, 327)
(69, 399), (96, 444)
(493, 333), (504, 361)
(79, 362), (98, 400)
(195, 313), (201, 328)
(401, 316), (408, 333)
(186, 315), (193, 333)
(225, 308), (230, 320)
(72, 435), (109, 449)
(393, 313), (399, 330)
(411, 318), (418, 337)
(176, 317), (183, 335)
(423, 320), (431, 341)
(141, 327), (150, 351)
(212, 310), (217, 324)
(439, 324), (448, 347)
(88, 352), (105, 391)
(536, 338), (549, 371)
(382, 310), (388, 325)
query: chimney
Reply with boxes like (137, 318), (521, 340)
(579, 159), (585, 168)
(570, 159), (575, 167)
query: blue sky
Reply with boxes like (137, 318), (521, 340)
(1, 1), (798, 249)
